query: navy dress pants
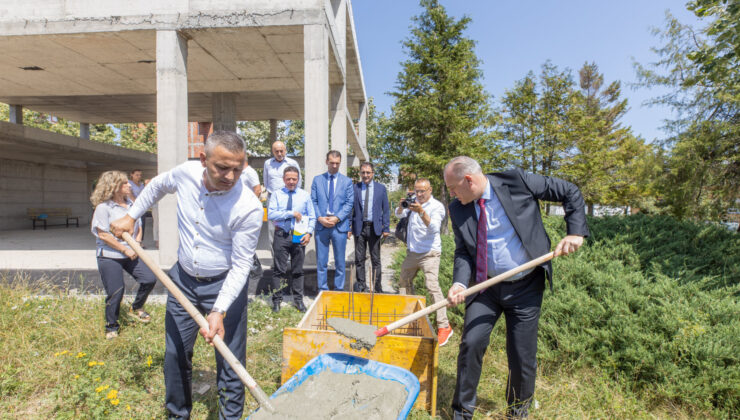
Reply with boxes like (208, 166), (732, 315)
(164, 263), (248, 420)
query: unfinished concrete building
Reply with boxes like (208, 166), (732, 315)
(0, 0), (369, 268)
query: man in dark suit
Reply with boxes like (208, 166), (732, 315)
(444, 156), (589, 419)
(310, 150), (354, 291)
(349, 162), (390, 292)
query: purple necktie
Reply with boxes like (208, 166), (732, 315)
(476, 198), (488, 284)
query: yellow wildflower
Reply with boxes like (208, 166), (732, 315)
(54, 350), (69, 357)
(73, 375), (80, 380)
(110, 399), (120, 406)
(126, 404), (131, 411)
(146, 355), (153, 367)
(88, 361), (97, 367)
(106, 389), (118, 400)
(94, 377), (101, 382)
(76, 352), (86, 358)
(95, 385), (110, 393)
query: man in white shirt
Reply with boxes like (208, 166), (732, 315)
(110, 131), (262, 420)
(395, 178), (454, 346)
(242, 160), (262, 197)
(263, 140), (301, 261)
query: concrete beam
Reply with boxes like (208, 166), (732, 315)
(358, 101), (367, 157)
(9, 105), (23, 124)
(156, 30), (189, 266)
(211, 92), (236, 132)
(79, 123), (90, 140)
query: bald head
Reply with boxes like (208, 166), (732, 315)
(271, 141), (287, 162)
(443, 156), (487, 205)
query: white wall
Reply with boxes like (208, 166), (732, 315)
(0, 158), (91, 230)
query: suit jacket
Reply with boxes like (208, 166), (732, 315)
(351, 181), (391, 237)
(449, 169), (589, 302)
(310, 172), (354, 233)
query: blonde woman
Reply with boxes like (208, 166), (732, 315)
(90, 170), (156, 339)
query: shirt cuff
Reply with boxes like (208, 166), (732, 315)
(453, 282), (467, 290)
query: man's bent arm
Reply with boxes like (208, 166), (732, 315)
(212, 206), (263, 312)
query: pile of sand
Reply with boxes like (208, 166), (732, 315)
(250, 370), (408, 420)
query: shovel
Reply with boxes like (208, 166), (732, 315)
(121, 232), (275, 413)
(374, 252), (555, 338)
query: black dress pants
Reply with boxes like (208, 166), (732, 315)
(271, 228), (305, 303)
(452, 268), (545, 419)
(354, 222), (381, 291)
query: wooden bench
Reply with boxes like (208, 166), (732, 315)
(27, 208), (80, 230)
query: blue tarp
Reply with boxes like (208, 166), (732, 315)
(249, 353), (420, 420)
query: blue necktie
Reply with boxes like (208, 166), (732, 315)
(287, 190), (294, 230)
(328, 174), (335, 214)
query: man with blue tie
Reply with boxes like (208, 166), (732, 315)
(349, 162), (390, 292)
(444, 156), (589, 419)
(310, 150), (354, 291)
(268, 166), (315, 313)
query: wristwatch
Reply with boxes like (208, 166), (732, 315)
(210, 307), (226, 317)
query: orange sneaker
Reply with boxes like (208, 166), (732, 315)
(437, 326), (454, 347)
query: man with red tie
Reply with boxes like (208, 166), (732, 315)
(443, 156), (589, 419)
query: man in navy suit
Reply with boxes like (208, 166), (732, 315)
(349, 162), (390, 292)
(311, 150), (354, 290)
(444, 156), (588, 419)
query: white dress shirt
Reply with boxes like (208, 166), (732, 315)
(395, 196), (445, 253)
(241, 165), (260, 191)
(128, 161), (263, 311)
(263, 156), (301, 193)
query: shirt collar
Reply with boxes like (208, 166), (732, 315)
(480, 179), (492, 202)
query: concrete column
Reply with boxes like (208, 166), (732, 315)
(269, 119), (278, 143)
(212, 92), (237, 132)
(156, 30), (189, 266)
(330, 84), (347, 174)
(304, 24), (330, 267)
(358, 101), (367, 159)
(79, 123), (90, 140)
(304, 24), (329, 188)
(9, 105), (22, 124)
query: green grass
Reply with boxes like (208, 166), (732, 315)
(0, 214), (736, 419)
(0, 279), (302, 420)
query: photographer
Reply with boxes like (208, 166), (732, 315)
(394, 178), (453, 346)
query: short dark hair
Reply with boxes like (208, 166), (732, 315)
(130, 169), (142, 174)
(326, 150), (342, 160)
(360, 162), (374, 172)
(205, 131), (246, 156)
(283, 166), (299, 176)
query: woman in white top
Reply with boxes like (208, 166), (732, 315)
(90, 171), (156, 340)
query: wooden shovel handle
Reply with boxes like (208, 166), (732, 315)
(375, 252), (555, 337)
(121, 232), (275, 413)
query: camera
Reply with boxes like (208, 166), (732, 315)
(401, 192), (416, 208)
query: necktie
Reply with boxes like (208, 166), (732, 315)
(476, 198), (488, 284)
(287, 190), (294, 230)
(363, 182), (370, 220)
(328, 174), (335, 214)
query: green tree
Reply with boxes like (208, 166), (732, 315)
(499, 73), (539, 173)
(389, 0), (498, 228)
(636, 5), (739, 220)
(115, 123), (156, 152)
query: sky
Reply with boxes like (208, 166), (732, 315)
(351, 0), (704, 143)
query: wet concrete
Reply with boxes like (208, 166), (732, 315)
(328, 317), (377, 351)
(250, 370), (408, 420)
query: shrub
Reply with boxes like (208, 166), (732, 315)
(394, 214), (739, 417)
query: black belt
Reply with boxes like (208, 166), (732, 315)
(275, 227), (293, 237)
(363, 221), (373, 226)
(191, 270), (229, 283)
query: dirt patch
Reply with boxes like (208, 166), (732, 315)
(327, 317), (377, 351)
(250, 370), (408, 420)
